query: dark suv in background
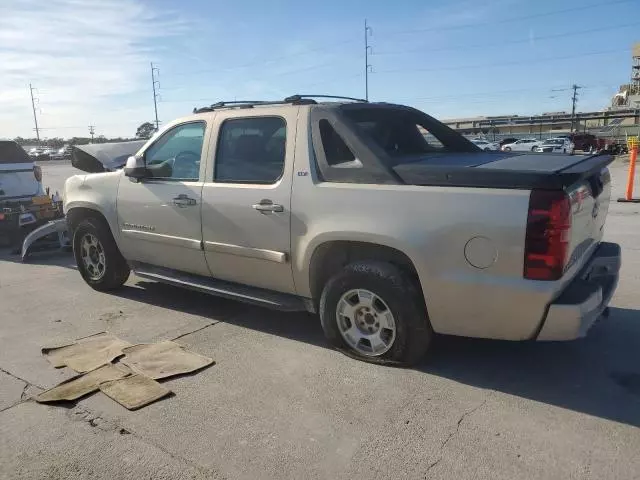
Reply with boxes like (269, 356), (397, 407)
(568, 133), (598, 151)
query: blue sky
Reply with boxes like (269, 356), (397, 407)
(1, 0), (638, 138)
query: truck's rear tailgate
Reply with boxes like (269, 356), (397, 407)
(563, 167), (611, 275)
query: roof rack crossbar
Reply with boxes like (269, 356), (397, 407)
(193, 94), (365, 114)
(284, 94), (368, 103)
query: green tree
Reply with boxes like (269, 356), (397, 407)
(136, 122), (156, 139)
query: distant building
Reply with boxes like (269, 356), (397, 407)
(609, 42), (640, 111)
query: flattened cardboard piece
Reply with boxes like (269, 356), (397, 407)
(120, 340), (214, 380)
(42, 332), (132, 373)
(99, 374), (171, 410)
(35, 364), (130, 403)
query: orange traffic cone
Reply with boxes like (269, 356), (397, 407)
(618, 145), (640, 203)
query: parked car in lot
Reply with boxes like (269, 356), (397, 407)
(470, 138), (499, 151)
(28, 147), (50, 161)
(64, 95), (620, 366)
(501, 138), (543, 152)
(499, 137), (518, 147)
(534, 137), (575, 154)
(570, 133), (598, 152)
(49, 145), (72, 160)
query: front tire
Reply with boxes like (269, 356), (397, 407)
(504, 146), (512, 152)
(319, 261), (432, 366)
(73, 217), (130, 291)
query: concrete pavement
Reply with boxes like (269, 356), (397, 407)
(1, 160), (639, 479)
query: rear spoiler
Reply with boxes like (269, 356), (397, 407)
(71, 141), (146, 173)
(393, 153), (614, 190)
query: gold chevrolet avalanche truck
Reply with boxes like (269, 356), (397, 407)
(64, 95), (620, 365)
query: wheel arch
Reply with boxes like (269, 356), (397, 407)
(66, 206), (116, 241)
(307, 240), (424, 308)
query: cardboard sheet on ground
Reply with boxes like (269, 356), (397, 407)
(100, 374), (171, 410)
(120, 340), (214, 379)
(42, 332), (132, 373)
(35, 364), (130, 403)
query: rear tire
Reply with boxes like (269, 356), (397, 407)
(504, 146), (512, 152)
(319, 261), (432, 366)
(73, 217), (130, 291)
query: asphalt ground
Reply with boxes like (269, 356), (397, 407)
(0, 159), (638, 479)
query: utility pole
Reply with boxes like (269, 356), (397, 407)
(364, 19), (372, 101)
(29, 83), (41, 143)
(570, 84), (583, 132)
(151, 62), (160, 131)
(88, 125), (95, 142)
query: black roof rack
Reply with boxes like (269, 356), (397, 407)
(193, 94), (366, 114)
(284, 94), (368, 103)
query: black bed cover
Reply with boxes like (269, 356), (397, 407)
(392, 151), (614, 190)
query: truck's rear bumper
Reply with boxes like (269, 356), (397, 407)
(536, 242), (620, 341)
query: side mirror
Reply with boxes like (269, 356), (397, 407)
(123, 156), (147, 179)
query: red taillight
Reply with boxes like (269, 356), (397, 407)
(524, 190), (571, 281)
(33, 165), (42, 182)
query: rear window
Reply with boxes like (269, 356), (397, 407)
(0, 142), (31, 163)
(340, 106), (477, 158)
(319, 120), (356, 165)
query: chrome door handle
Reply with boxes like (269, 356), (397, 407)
(252, 200), (284, 213)
(172, 194), (197, 207)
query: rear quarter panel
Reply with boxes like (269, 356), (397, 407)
(292, 176), (564, 340)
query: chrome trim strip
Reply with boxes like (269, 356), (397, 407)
(203, 240), (287, 263)
(133, 270), (282, 307)
(121, 229), (201, 250)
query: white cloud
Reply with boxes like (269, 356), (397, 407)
(0, 0), (187, 139)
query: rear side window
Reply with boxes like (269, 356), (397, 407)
(214, 117), (286, 184)
(319, 120), (355, 165)
(341, 107), (472, 157)
(0, 142), (31, 163)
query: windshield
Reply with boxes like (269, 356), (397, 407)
(340, 105), (478, 157)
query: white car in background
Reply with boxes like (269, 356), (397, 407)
(501, 138), (543, 152)
(470, 139), (499, 151)
(534, 138), (575, 154)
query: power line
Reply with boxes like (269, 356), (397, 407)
(379, 0), (635, 37)
(374, 22), (639, 56)
(376, 48), (626, 75)
(88, 125), (95, 142)
(159, 72), (366, 105)
(29, 83), (40, 142)
(395, 84), (606, 103)
(163, 38), (358, 80)
(151, 62), (160, 131)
